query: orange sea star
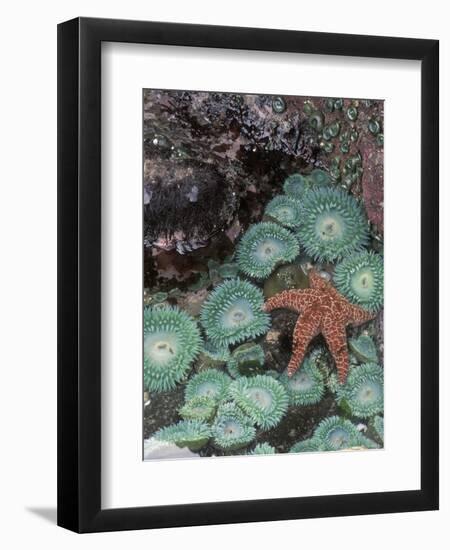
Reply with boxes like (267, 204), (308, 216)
(263, 269), (376, 383)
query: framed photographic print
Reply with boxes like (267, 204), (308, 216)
(57, 17), (439, 532)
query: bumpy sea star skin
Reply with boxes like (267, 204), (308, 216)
(263, 269), (375, 383)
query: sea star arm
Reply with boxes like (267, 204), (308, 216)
(263, 289), (317, 314)
(346, 302), (376, 326)
(308, 269), (333, 291)
(286, 311), (320, 377)
(322, 315), (350, 384)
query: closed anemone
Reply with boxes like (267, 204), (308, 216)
(200, 279), (270, 347)
(297, 187), (369, 262)
(338, 363), (384, 418)
(144, 306), (202, 392)
(314, 416), (362, 451)
(236, 222), (300, 279)
(290, 438), (322, 453)
(348, 334), (378, 363)
(179, 395), (217, 421)
(154, 420), (211, 451)
(334, 251), (384, 312)
(185, 369), (231, 403)
(309, 169), (331, 186)
(280, 358), (325, 406)
(226, 343), (265, 378)
(283, 173), (308, 198)
(250, 442), (277, 455)
(265, 195), (303, 228)
(229, 375), (289, 429)
(212, 402), (256, 451)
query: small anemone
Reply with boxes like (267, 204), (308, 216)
(179, 395), (217, 422)
(229, 375), (289, 430)
(144, 306), (202, 393)
(196, 341), (231, 371)
(309, 169), (331, 186)
(280, 357), (325, 406)
(290, 437), (322, 453)
(283, 173), (309, 198)
(348, 334), (378, 363)
(154, 419), (211, 451)
(227, 343), (265, 378)
(338, 363), (384, 418)
(185, 369), (231, 403)
(297, 187), (369, 262)
(200, 278), (270, 347)
(236, 222), (299, 280)
(314, 416), (363, 451)
(334, 251), (384, 312)
(211, 402), (256, 451)
(250, 442), (277, 455)
(265, 195), (303, 229)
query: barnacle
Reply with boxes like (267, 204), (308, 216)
(264, 195), (303, 229)
(226, 342), (265, 378)
(229, 375), (289, 430)
(144, 306), (202, 392)
(200, 278), (270, 347)
(290, 438), (322, 453)
(154, 419), (211, 451)
(280, 357), (325, 406)
(179, 395), (217, 422)
(334, 251), (384, 312)
(211, 402), (256, 451)
(297, 187), (369, 262)
(185, 369), (231, 403)
(250, 442), (277, 455)
(236, 222), (299, 279)
(314, 416), (363, 451)
(337, 363), (384, 418)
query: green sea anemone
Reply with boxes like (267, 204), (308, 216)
(179, 395), (217, 422)
(334, 251), (384, 312)
(144, 306), (202, 393)
(236, 222), (299, 279)
(314, 416), (363, 451)
(283, 173), (309, 198)
(297, 187), (369, 262)
(250, 442), (277, 455)
(280, 358), (325, 406)
(348, 334), (378, 363)
(211, 402), (256, 451)
(309, 169), (331, 186)
(290, 438), (322, 453)
(154, 419), (211, 451)
(264, 195), (303, 229)
(229, 375), (289, 430)
(185, 369), (231, 403)
(338, 363), (384, 418)
(227, 343), (265, 378)
(373, 415), (384, 442)
(200, 278), (270, 347)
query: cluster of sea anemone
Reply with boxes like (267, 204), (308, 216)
(336, 363), (384, 418)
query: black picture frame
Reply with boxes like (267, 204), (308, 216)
(57, 16), (439, 533)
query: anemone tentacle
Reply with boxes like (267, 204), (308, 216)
(280, 357), (325, 406)
(290, 438), (322, 453)
(185, 369), (231, 403)
(250, 443), (277, 455)
(373, 415), (384, 442)
(154, 420), (211, 451)
(337, 363), (384, 418)
(236, 222), (300, 280)
(211, 402), (256, 451)
(200, 278), (270, 347)
(144, 306), (202, 393)
(334, 251), (384, 312)
(229, 375), (289, 430)
(297, 187), (369, 262)
(264, 195), (303, 229)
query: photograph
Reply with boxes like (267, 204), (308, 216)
(142, 89), (384, 460)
